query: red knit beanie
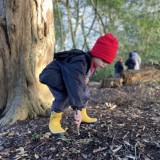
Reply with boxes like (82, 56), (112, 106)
(90, 33), (119, 64)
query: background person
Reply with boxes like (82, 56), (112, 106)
(125, 52), (136, 70)
(131, 51), (141, 70)
(114, 56), (124, 78)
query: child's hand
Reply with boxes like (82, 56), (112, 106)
(85, 77), (89, 84)
(74, 110), (82, 128)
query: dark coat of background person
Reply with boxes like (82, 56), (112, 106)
(125, 53), (136, 70)
(114, 61), (124, 74)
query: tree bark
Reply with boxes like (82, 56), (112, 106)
(101, 78), (123, 88)
(122, 69), (160, 85)
(0, 0), (54, 125)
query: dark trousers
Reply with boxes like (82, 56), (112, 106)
(49, 85), (90, 112)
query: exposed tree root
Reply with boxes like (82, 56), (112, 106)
(0, 94), (49, 126)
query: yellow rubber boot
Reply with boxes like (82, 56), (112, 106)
(49, 111), (65, 136)
(81, 108), (97, 123)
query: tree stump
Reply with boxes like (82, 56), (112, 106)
(101, 78), (123, 88)
(122, 69), (160, 85)
(100, 69), (160, 88)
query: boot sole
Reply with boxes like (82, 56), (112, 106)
(51, 132), (65, 137)
(81, 121), (97, 124)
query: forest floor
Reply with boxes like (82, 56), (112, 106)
(0, 81), (160, 160)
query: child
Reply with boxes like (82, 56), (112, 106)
(39, 33), (119, 136)
(114, 57), (124, 78)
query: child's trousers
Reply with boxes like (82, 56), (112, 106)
(49, 85), (90, 112)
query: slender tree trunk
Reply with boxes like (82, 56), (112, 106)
(66, 1), (76, 49)
(0, 0), (54, 125)
(90, 0), (106, 34)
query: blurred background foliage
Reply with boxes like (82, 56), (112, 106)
(53, 0), (160, 80)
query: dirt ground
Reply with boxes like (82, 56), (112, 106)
(0, 82), (160, 160)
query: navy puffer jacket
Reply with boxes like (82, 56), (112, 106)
(39, 49), (91, 110)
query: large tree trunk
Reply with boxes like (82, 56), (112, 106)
(0, 0), (54, 125)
